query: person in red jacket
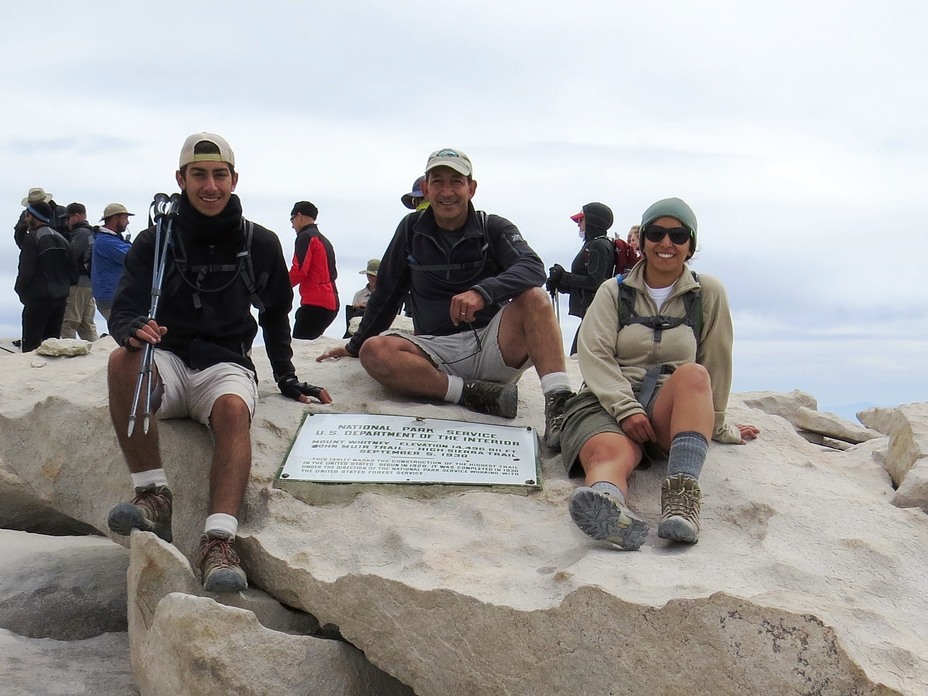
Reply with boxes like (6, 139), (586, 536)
(288, 201), (339, 339)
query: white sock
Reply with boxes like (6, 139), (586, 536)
(444, 375), (464, 403)
(540, 371), (571, 395)
(131, 469), (168, 489)
(204, 514), (238, 539)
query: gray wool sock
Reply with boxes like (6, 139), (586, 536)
(591, 481), (625, 503)
(666, 431), (708, 480)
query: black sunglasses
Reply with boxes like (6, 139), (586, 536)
(643, 226), (691, 245)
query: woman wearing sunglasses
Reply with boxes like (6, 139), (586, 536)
(558, 197), (759, 551)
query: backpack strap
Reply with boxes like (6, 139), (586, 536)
(164, 219), (266, 311)
(407, 211), (489, 274)
(616, 271), (703, 407)
(238, 220), (267, 312)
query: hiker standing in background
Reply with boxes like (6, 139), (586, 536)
(60, 203), (99, 341)
(559, 197), (759, 552)
(104, 132), (332, 594)
(546, 202), (616, 355)
(288, 201), (339, 340)
(615, 224), (641, 276)
(14, 201), (72, 351)
(92, 203), (134, 321)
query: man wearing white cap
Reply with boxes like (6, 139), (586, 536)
(91, 203), (134, 320)
(319, 147), (573, 449)
(104, 132), (332, 594)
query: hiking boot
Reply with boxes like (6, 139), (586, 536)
(543, 389), (572, 451)
(569, 487), (649, 551)
(107, 484), (173, 543)
(196, 531), (248, 593)
(460, 380), (518, 418)
(658, 474), (701, 543)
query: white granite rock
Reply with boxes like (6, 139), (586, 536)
(1, 337), (927, 695)
(0, 529), (128, 640)
(0, 627), (135, 695)
(861, 405), (928, 487)
(793, 406), (882, 444)
(739, 388), (818, 422)
(36, 337), (93, 357)
(0, 529), (135, 694)
(128, 533), (413, 696)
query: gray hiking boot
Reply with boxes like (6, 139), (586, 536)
(107, 484), (173, 543)
(658, 474), (701, 543)
(196, 531), (248, 593)
(568, 487), (649, 551)
(543, 389), (572, 451)
(460, 380), (518, 418)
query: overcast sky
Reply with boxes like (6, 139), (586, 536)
(2, 1), (925, 419)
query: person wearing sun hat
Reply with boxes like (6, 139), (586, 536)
(91, 203), (135, 320)
(14, 187), (66, 248)
(559, 196), (760, 552)
(14, 200), (72, 351)
(400, 176), (429, 211)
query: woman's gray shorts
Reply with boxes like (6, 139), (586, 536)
(559, 388), (661, 477)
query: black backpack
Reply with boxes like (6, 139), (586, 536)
(164, 220), (267, 312)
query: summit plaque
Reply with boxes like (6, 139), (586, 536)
(278, 413), (539, 488)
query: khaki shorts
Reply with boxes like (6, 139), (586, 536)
(559, 388), (663, 477)
(384, 305), (530, 383)
(152, 349), (258, 427)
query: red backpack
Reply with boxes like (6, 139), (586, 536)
(614, 237), (641, 276)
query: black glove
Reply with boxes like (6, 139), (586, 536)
(278, 374), (327, 402)
(123, 316), (150, 351)
(546, 264), (565, 292)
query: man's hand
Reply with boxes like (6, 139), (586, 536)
(619, 413), (656, 444)
(450, 290), (486, 326)
(278, 375), (333, 404)
(316, 345), (352, 362)
(123, 317), (167, 352)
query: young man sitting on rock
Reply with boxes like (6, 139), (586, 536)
(317, 147), (573, 449)
(105, 132), (332, 593)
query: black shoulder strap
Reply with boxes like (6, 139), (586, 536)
(407, 211), (489, 273)
(238, 220), (267, 312)
(616, 271), (702, 349)
(164, 219), (266, 312)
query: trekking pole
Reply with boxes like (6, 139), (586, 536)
(550, 289), (560, 322)
(127, 193), (181, 437)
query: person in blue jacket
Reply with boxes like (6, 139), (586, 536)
(92, 203), (133, 321)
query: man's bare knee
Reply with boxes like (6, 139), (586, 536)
(359, 336), (395, 373)
(510, 286), (551, 314)
(108, 348), (143, 388)
(209, 394), (251, 429)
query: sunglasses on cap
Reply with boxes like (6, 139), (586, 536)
(643, 226), (692, 245)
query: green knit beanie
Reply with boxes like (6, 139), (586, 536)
(639, 197), (697, 257)
(640, 197), (697, 232)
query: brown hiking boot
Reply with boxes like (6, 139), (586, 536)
(543, 389), (572, 451)
(196, 531), (248, 593)
(460, 380), (518, 418)
(658, 474), (701, 543)
(569, 486), (649, 551)
(107, 484), (173, 543)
